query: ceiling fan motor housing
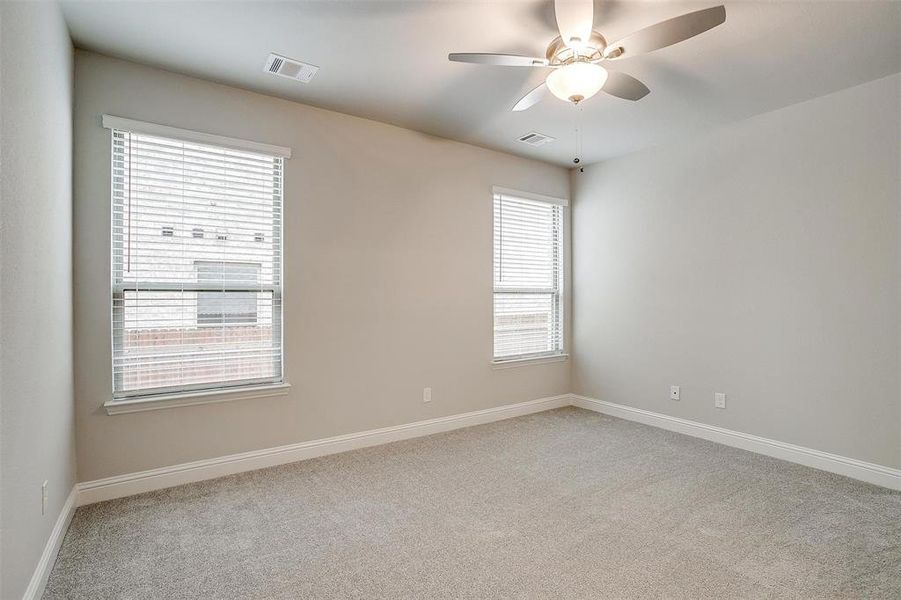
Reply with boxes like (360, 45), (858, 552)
(545, 31), (608, 65)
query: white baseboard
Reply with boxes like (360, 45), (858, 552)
(23, 486), (78, 600)
(570, 394), (901, 491)
(32, 392), (900, 594)
(77, 392), (901, 506)
(77, 394), (571, 506)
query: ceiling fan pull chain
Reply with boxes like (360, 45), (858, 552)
(573, 105), (584, 171)
(578, 105), (583, 161)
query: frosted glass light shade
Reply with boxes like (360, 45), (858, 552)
(546, 62), (608, 104)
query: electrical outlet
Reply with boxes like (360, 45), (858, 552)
(42, 480), (48, 515)
(423, 387), (432, 403)
(670, 385), (680, 401)
(714, 392), (726, 409)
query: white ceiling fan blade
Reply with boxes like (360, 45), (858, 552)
(512, 82), (550, 112)
(554, 0), (594, 48)
(602, 71), (650, 101)
(448, 53), (549, 67)
(604, 5), (726, 60)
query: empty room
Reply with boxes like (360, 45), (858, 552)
(1, 0), (900, 598)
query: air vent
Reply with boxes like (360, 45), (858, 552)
(264, 53), (319, 83)
(517, 132), (556, 147)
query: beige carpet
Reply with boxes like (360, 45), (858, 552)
(45, 407), (901, 599)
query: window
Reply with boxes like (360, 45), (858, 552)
(108, 117), (286, 400)
(493, 188), (565, 361)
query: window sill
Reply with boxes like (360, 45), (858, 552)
(104, 383), (291, 415)
(491, 354), (569, 370)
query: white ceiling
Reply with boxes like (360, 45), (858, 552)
(60, 0), (901, 167)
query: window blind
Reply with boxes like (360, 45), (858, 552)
(109, 125), (284, 399)
(493, 190), (565, 360)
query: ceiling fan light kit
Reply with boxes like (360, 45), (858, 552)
(546, 62), (608, 104)
(448, 1), (726, 112)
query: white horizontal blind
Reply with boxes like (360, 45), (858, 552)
(110, 127), (284, 398)
(493, 191), (564, 360)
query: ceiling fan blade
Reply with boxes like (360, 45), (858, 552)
(554, 0), (594, 48)
(448, 53), (549, 67)
(604, 5), (726, 60)
(512, 82), (550, 112)
(602, 71), (650, 101)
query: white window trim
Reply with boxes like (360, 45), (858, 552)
(102, 115), (292, 158)
(492, 185), (568, 207)
(103, 382), (292, 415)
(491, 186), (568, 364)
(491, 353), (569, 369)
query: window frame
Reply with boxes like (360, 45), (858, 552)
(491, 186), (568, 365)
(104, 115), (291, 411)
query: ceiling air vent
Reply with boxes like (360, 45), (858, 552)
(517, 132), (556, 147)
(264, 53), (319, 83)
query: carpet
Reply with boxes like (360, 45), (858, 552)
(44, 407), (901, 599)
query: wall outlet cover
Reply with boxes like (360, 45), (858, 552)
(714, 392), (727, 409)
(670, 385), (680, 401)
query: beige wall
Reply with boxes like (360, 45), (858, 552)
(572, 74), (901, 469)
(73, 51), (571, 482)
(0, 2), (76, 598)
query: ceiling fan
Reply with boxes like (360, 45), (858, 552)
(448, 0), (726, 111)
